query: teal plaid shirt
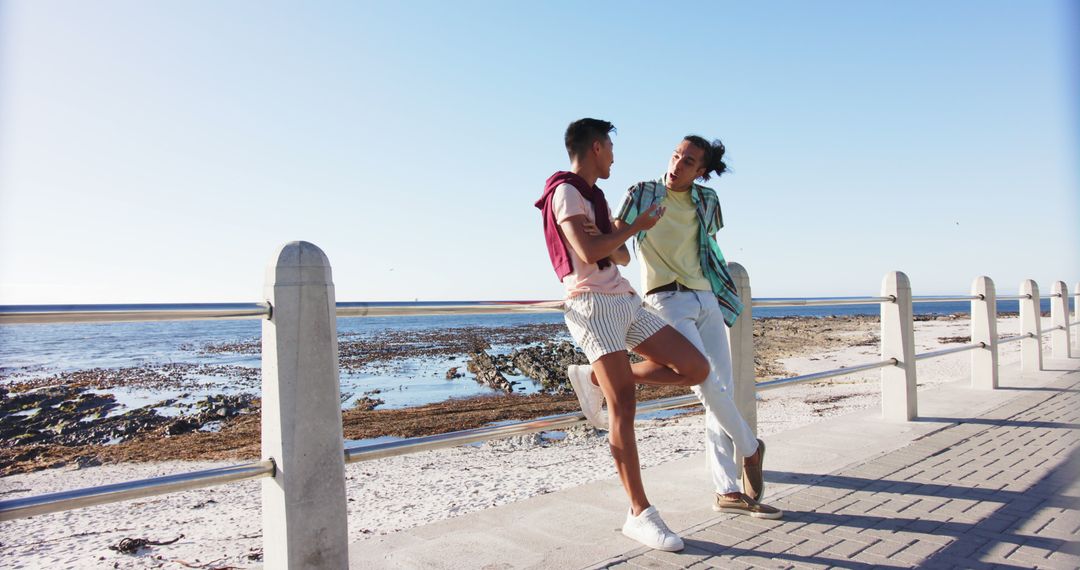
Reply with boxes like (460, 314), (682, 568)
(615, 176), (744, 327)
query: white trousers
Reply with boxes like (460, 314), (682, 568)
(644, 289), (759, 494)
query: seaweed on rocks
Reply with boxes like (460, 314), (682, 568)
(465, 351), (516, 393)
(509, 341), (587, 394)
(0, 386), (258, 450)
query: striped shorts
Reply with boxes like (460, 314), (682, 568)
(563, 292), (669, 363)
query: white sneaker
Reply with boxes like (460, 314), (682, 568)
(567, 364), (607, 430)
(621, 506), (684, 552)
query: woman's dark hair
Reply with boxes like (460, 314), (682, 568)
(683, 135), (727, 181)
(565, 118), (616, 160)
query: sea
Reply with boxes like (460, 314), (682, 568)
(0, 298), (1063, 413)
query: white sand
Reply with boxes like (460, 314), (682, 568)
(0, 316), (1033, 569)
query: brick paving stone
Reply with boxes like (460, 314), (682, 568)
(643, 545), (712, 567)
(779, 537), (833, 558)
(845, 552), (898, 567)
(689, 528), (756, 551)
(975, 539), (1019, 560)
(1043, 512), (1080, 538)
(823, 526), (883, 545)
(1047, 550), (1080, 568)
(728, 554), (793, 569)
(867, 515), (910, 534)
(860, 536), (915, 559)
(750, 538), (802, 556)
(920, 552), (996, 569)
(694, 523), (756, 543)
(776, 496), (826, 512)
(1014, 511), (1057, 534)
(785, 560), (830, 570)
(601, 562), (639, 570)
(823, 538), (879, 559)
(1004, 544), (1052, 565)
(971, 512), (1018, 533)
(894, 538), (948, 560)
(766, 520), (813, 535)
(729, 516), (787, 534)
(878, 497), (926, 515)
(627, 555), (682, 569)
(679, 539), (728, 556)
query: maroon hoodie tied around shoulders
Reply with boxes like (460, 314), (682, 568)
(534, 171), (613, 280)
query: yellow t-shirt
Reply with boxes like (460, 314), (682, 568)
(637, 188), (711, 293)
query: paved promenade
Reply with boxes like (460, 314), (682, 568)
(351, 357), (1080, 569)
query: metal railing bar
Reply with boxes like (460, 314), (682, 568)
(336, 300), (565, 318)
(752, 297), (894, 308)
(0, 296), (910, 324)
(914, 343), (985, 361)
(0, 460), (274, 522)
(998, 333), (1034, 344)
(756, 358), (898, 391)
(345, 393), (702, 464)
(911, 295), (983, 303)
(3, 290), (1065, 325)
(0, 303), (272, 325)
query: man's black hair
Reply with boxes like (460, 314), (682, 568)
(565, 118), (616, 160)
(683, 135), (727, 181)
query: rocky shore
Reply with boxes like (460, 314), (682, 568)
(0, 314), (920, 476)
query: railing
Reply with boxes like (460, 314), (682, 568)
(1, 241), (1076, 569)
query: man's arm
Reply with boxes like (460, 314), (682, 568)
(582, 220), (632, 265)
(559, 205), (663, 265)
(609, 244), (631, 266)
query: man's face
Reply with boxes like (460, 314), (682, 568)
(667, 140), (706, 189)
(596, 136), (615, 180)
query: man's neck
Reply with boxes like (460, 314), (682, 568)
(570, 163), (599, 187)
(665, 176), (693, 193)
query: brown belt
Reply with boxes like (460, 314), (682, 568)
(645, 281), (695, 295)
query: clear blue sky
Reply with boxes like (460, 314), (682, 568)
(1, 1), (1076, 303)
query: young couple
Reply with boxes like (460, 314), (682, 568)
(535, 118), (781, 552)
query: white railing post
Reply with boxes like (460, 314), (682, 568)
(1074, 282), (1080, 354)
(1019, 279), (1043, 374)
(727, 262), (756, 434)
(880, 271), (917, 421)
(970, 276), (998, 390)
(1051, 281), (1072, 359)
(261, 242), (349, 569)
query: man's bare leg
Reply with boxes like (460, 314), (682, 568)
(588, 326), (710, 389)
(592, 351), (652, 515)
(631, 326), (710, 386)
(591, 328), (708, 515)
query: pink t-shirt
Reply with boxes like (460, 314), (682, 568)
(552, 183), (636, 298)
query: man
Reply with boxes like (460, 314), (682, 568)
(615, 135), (782, 519)
(535, 118), (711, 551)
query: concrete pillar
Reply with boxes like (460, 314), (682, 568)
(727, 262), (756, 435)
(1051, 281), (1072, 358)
(970, 276), (998, 390)
(1019, 280), (1043, 374)
(261, 242), (349, 569)
(880, 271), (917, 421)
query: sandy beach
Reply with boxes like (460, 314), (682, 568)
(0, 315), (1032, 569)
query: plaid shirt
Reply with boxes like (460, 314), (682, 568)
(615, 176), (744, 327)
